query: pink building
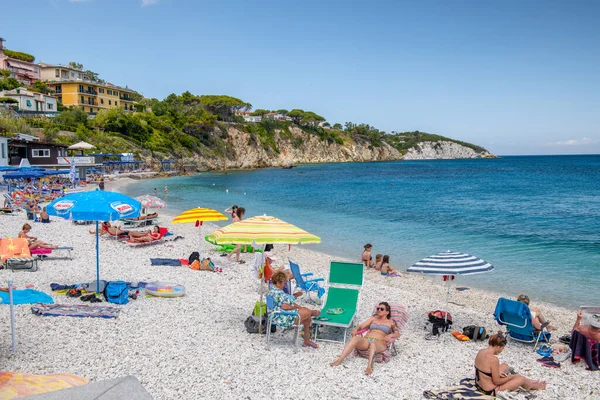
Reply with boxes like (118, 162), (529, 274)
(0, 38), (40, 86)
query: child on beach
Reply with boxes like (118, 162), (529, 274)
(18, 223), (57, 250)
(380, 255), (399, 276)
(474, 332), (546, 395)
(373, 254), (383, 270)
(362, 244), (374, 269)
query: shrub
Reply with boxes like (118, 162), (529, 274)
(0, 97), (18, 104)
(3, 49), (35, 62)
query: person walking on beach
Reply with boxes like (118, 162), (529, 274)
(473, 332), (546, 395)
(99, 178), (105, 191)
(227, 207), (245, 263)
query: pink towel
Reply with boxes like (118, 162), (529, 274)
(30, 248), (52, 255)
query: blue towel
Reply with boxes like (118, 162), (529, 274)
(150, 258), (182, 266)
(0, 289), (54, 305)
(494, 297), (531, 324)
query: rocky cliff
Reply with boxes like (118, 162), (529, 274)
(180, 125), (493, 171)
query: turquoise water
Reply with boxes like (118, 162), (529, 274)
(121, 155), (600, 309)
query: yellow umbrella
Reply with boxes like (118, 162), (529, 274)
(172, 208), (229, 255)
(208, 215), (321, 333)
(207, 215), (321, 245)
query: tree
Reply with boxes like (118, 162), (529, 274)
(276, 109), (289, 115)
(54, 109), (89, 130)
(250, 109), (270, 116)
(198, 95), (251, 121)
(85, 70), (100, 81)
(68, 61), (83, 70)
(0, 70), (10, 79)
(287, 109), (305, 124)
(332, 123), (343, 130)
(32, 80), (50, 94)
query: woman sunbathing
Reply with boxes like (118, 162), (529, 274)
(267, 271), (320, 348)
(90, 222), (130, 236)
(330, 302), (399, 375)
(18, 223), (57, 250)
(126, 212), (158, 221)
(128, 226), (163, 243)
(517, 294), (556, 331)
(474, 332), (546, 396)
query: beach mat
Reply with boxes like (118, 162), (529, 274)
(424, 378), (497, 399)
(0, 289), (54, 305)
(0, 372), (88, 399)
(25, 375), (152, 400)
(31, 304), (120, 319)
(150, 258), (182, 266)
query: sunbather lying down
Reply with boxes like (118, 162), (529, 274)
(89, 222), (150, 237)
(128, 226), (164, 243)
(126, 212), (158, 221)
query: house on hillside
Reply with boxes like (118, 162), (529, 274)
(264, 112), (292, 121)
(0, 38), (40, 86)
(0, 87), (58, 114)
(243, 115), (262, 123)
(7, 136), (69, 167)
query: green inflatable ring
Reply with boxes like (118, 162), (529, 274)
(204, 235), (260, 253)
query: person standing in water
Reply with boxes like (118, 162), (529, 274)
(164, 186), (168, 195)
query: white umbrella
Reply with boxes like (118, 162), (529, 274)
(68, 141), (96, 150)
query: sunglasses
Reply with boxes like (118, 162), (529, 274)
(377, 307), (387, 312)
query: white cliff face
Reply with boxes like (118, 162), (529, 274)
(182, 127), (492, 171)
(402, 141), (492, 160)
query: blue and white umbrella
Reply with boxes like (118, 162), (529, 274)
(408, 251), (494, 322)
(46, 190), (142, 293)
(408, 250), (494, 276)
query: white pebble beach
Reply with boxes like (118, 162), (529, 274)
(0, 179), (597, 400)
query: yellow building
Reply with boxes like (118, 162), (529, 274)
(38, 63), (136, 113)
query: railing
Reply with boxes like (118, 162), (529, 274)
(78, 88), (98, 95)
(119, 95), (133, 101)
(78, 100), (98, 106)
(15, 110), (60, 118)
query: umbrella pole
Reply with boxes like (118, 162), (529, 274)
(96, 221), (100, 293)
(8, 279), (16, 353)
(258, 244), (266, 335)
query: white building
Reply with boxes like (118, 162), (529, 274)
(243, 115), (262, 123)
(0, 136), (8, 167)
(0, 87), (58, 113)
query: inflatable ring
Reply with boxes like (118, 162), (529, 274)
(145, 282), (185, 298)
(12, 191), (25, 204)
(204, 235), (260, 253)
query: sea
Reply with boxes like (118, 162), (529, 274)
(120, 155), (600, 309)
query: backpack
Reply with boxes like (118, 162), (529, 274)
(188, 252), (200, 265)
(428, 310), (452, 335)
(463, 325), (488, 341)
(103, 281), (129, 305)
(244, 316), (276, 334)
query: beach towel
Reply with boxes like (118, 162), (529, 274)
(570, 330), (600, 370)
(0, 289), (54, 305)
(150, 258), (182, 266)
(31, 303), (121, 319)
(424, 378), (497, 399)
(0, 372), (88, 399)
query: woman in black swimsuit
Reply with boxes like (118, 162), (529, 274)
(474, 332), (546, 395)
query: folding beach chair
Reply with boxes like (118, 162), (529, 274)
(494, 297), (551, 350)
(0, 238), (38, 272)
(289, 259), (325, 302)
(313, 261), (364, 344)
(354, 303), (409, 362)
(265, 294), (300, 349)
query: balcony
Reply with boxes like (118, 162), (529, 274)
(78, 100), (98, 106)
(120, 95), (133, 102)
(78, 88), (98, 95)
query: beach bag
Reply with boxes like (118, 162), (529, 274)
(200, 258), (214, 271)
(244, 316), (276, 334)
(103, 281), (129, 305)
(463, 325), (488, 341)
(428, 310), (452, 335)
(188, 252), (200, 264)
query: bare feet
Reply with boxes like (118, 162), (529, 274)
(365, 366), (373, 375)
(533, 381), (547, 390)
(303, 340), (318, 348)
(330, 360), (341, 367)
(310, 309), (320, 317)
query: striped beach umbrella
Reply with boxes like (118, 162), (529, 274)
(407, 250), (494, 276)
(408, 251), (494, 324)
(207, 215), (321, 245)
(172, 208), (229, 255)
(135, 195), (167, 209)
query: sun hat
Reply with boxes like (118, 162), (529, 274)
(588, 314), (600, 328)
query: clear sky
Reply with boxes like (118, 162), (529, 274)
(2, 0), (599, 155)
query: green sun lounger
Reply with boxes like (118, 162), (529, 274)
(313, 261), (364, 344)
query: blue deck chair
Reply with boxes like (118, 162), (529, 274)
(289, 259), (325, 302)
(494, 297), (551, 350)
(265, 294), (300, 350)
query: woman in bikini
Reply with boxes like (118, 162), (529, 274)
(224, 205), (238, 220)
(128, 226), (163, 243)
(380, 255), (399, 276)
(18, 223), (57, 250)
(330, 302), (399, 375)
(361, 243), (374, 269)
(226, 207), (246, 264)
(474, 332), (546, 396)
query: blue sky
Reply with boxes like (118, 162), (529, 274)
(3, 0), (599, 155)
